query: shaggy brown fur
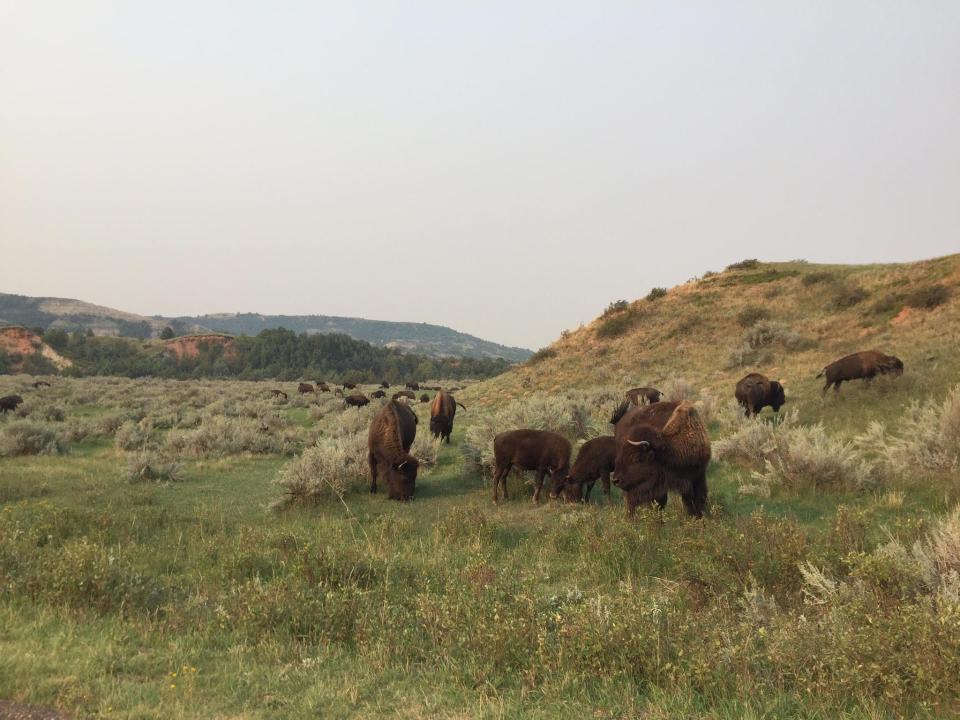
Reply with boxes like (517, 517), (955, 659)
(367, 401), (419, 501)
(612, 400), (711, 518)
(0, 394), (23, 414)
(344, 393), (370, 408)
(429, 391), (467, 443)
(491, 430), (571, 504)
(297, 383), (314, 394)
(816, 350), (904, 394)
(626, 387), (663, 405)
(553, 435), (617, 503)
(735, 373), (786, 417)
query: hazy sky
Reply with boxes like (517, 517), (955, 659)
(2, 2), (958, 349)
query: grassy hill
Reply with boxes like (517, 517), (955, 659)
(0, 294), (532, 361)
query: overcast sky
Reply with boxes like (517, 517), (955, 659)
(2, 2), (958, 349)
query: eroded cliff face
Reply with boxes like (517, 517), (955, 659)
(164, 334), (237, 361)
(0, 326), (72, 370)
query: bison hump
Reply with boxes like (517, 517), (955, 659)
(660, 401), (711, 466)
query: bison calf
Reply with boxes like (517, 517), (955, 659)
(817, 350), (903, 395)
(492, 430), (571, 504)
(553, 435), (617, 503)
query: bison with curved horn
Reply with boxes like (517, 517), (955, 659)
(429, 390), (467, 444)
(610, 400), (711, 518)
(367, 400), (419, 501)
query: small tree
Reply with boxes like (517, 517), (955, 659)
(160, 326), (175, 340)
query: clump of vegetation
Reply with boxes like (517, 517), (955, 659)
(726, 321), (814, 368)
(736, 304), (771, 328)
(905, 284), (950, 310)
(646, 287), (668, 301)
(600, 300), (630, 318)
(727, 259), (760, 271)
(829, 282), (868, 310)
(273, 437), (368, 506)
(0, 420), (69, 456)
(869, 291), (905, 317)
(528, 347), (557, 364)
(124, 453), (184, 483)
(802, 271), (838, 286)
(596, 308), (643, 339)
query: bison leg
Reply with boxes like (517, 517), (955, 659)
(582, 478), (596, 503)
(492, 463), (510, 503)
(680, 474), (708, 518)
(624, 493), (639, 518)
(600, 472), (611, 501)
(654, 494), (668, 510)
(533, 468), (546, 504)
(368, 453), (378, 494)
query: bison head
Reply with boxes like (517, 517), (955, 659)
(769, 381), (786, 412)
(385, 455), (419, 501)
(613, 426), (667, 503)
(884, 356), (904, 377)
(429, 416), (452, 439)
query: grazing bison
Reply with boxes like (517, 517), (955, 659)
(0, 395), (24, 414)
(32, 381), (51, 389)
(611, 400), (711, 518)
(429, 391), (467, 443)
(298, 383), (314, 394)
(405, 382), (420, 391)
(270, 389), (288, 400)
(392, 390), (415, 401)
(380, 380), (390, 388)
(491, 430), (571, 504)
(367, 400), (419, 501)
(345, 393), (370, 408)
(343, 382), (357, 390)
(419, 393), (430, 403)
(817, 350), (904, 394)
(318, 383), (331, 393)
(626, 387), (662, 405)
(553, 435), (617, 503)
(371, 389), (387, 399)
(734, 373), (785, 417)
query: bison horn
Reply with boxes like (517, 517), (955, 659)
(397, 461), (407, 469)
(627, 439), (651, 449)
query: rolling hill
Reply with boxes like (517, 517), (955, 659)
(0, 293), (531, 361)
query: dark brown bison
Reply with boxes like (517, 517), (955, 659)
(419, 393), (430, 403)
(392, 390), (415, 401)
(318, 383), (331, 393)
(611, 400), (711, 518)
(626, 387), (663, 405)
(734, 373), (785, 417)
(817, 350), (904, 394)
(371, 389), (387, 399)
(429, 391), (467, 443)
(405, 382), (420, 391)
(297, 383), (314, 394)
(552, 435), (617, 503)
(0, 395), (24, 414)
(367, 401), (419, 501)
(345, 393), (370, 408)
(343, 382), (357, 390)
(492, 430), (571, 504)
(32, 381), (51, 389)
(270, 389), (288, 400)
(380, 380), (390, 388)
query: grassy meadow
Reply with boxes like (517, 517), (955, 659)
(2, 256), (960, 719)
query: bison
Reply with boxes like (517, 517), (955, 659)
(297, 383), (314, 394)
(626, 387), (663, 405)
(392, 390), (415, 401)
(491, 430), (571, 504)
(371, 389), (387, 399)
(0, 394), (24, 414)
(611, 400), (711, 518)
(429, 391), (467, 443)
(270, 389), (288, 400)
(343, 382), (357, 390)
(32, 381), (51, 389)
(419, 393), (430, 403)
(380, 380), (390, 388)
(405, 382), (420, 391)
(817, 350), (904, 394)
(552, 435), (617, 503)
(318, 383), (331, 393)
(345, 393), (370, 408)
(734, 373), (785, 417)
(367, 400), (419, 501)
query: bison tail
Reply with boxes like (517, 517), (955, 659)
(456, 402), (467, 412)
(815, 370), (824, 379)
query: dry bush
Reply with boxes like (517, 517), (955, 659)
(411, 433), (440, 468)
(829, 282), (868, 310)
(163, 415), (302, 458)
(124, 453), (185, 483)
(661, 378), (694, 402)
(905, 284), (950, 310)
(273, 436), (369, 506)
(736, 305), (770, 328)
(726, 321), (813, 369)
(114, 419), (158, 452)
(0, 420), (69, 456)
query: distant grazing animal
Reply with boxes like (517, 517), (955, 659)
(491, 430), (571, 504)
(270, 389), (288, 400)
(419, 393), (430, 403)
(392, 390), (416, 401)
(734, 373), (785, 417)
(318, 383), (331, 393)
(0, 395), (24, 414)
(429, 391), (467, 444)
(380, 381), (390, 388)
(817, 350), (904, 395)
(406, 382), (420, 391)
(371, 389), (387, 399)
(448, 386), (460, 392)
(298, 383), (314, 394)
(553, 436), (617, 503)
(345, 393), (370, 409)
(367, 400), (419, 501)
(32, 381), (51, 389)
(611, 400), (711, 518)
(626, 387), (662, 405)
(343, 382), (357, 390)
